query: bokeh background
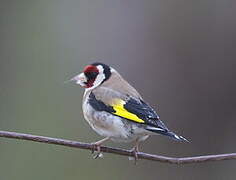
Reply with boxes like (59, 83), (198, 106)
(1, 0), (236, 179)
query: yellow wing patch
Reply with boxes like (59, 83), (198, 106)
(111, 99), (145, 123)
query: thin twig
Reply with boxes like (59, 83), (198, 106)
(0, 130), (235, 164)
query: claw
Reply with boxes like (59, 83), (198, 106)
(93, 152), (103, 159)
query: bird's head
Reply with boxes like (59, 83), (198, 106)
(71, 62), (112, 89)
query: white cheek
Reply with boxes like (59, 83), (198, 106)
(94, 73), (105, 86)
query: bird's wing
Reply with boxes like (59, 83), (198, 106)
(88, 91), (169, 131)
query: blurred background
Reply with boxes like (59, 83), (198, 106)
(0, 0), (236, 179)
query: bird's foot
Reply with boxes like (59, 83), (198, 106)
(90, 137), (110, 159)
(91, 143), (103, 159)
(129, 146), (139, 164)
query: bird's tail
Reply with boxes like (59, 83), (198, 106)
(146, 127), (189, 142)
(163, 131), (189, 142)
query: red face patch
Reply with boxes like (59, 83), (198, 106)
(83, 65), (99, 74)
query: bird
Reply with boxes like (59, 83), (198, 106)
(70, 62), (188, 160)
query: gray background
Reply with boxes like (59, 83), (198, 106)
(0, 0), (236, 179)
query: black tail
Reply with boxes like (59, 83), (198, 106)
(146, 127), (189, 142)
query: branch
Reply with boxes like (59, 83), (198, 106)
(0, 130), (235, 164)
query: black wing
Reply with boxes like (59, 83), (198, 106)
(123, 98), (169, 131)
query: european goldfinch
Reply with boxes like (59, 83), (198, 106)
(71, 62), (188, 159)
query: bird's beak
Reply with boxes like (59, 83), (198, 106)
(69, 73), (87, 87)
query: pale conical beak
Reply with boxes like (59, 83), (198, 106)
(68, 73), (87, 87)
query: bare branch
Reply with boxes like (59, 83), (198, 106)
(0, 130), (235, 164)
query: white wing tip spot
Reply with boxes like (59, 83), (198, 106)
(174, 134), (180, 140)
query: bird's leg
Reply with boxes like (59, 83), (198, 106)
(91, 137), (110, 159)
(130, 140), (140, 164)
